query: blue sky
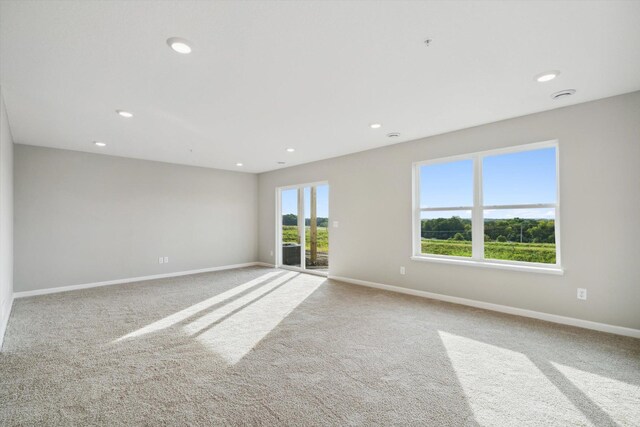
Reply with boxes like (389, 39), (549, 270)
(281, 185), (329, 218)
(421, 147), (556, 219)
(280, 148), (556, 221)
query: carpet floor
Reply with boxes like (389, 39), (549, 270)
(1, 266), (639, 426)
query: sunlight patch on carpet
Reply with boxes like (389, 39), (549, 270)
(438, 331), (591, 426)
(196, 273), (325, 364)
(114, 271), (283, 342)
(183, 271), (299, 335)
(551, 361), (640, 425)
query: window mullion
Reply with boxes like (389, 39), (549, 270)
(298, 187), (305, 269)
(472, 155), (484, 259)
(420, 206), (474, 212)
(483, 203), (556, 210)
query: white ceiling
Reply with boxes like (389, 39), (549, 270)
(1, 1), (639, 173)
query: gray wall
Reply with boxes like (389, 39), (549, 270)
(0, 87), (14, 345)
(15, 146), (258, 292)
(258, 91), (640, 330)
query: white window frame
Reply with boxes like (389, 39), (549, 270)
(275, 181), (329, 277)
(411, 140), (562, 275)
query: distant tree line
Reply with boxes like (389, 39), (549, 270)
(282, 214), (329, 228)
(421, 217), (555, 244)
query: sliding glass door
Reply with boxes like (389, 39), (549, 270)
(278, 183), (329, 274)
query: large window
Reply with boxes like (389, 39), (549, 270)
(413, 141), (561, 273)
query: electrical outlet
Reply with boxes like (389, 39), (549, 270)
(164, 256), (169, 263)
(333, 221), (339, 228)
(577, 288), (587, 300)
(400, 266), (406, 275)
(159, 257), (164, 264)
(270, 250), (274, 257)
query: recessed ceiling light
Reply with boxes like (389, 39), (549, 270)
(535, 70), (560, 82)
(387, 132), (400, 138)
(116, 110), (133, 118)
(286, 148), (295, 152)
(166, 37), (192, 54)
(236, 162), (243, 167)
(370, 123), (382, 129)
(94, 141), (106, 147)
(551, 89), (576, 100)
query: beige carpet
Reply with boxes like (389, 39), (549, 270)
(1, 267), (639, 426)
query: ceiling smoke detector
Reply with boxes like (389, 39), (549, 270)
(387, 132), (401, 138)
(551, 89), (576, 100)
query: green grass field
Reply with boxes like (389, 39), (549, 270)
(422, 239), (556, 264)
(282, 225), (329, 252)
(282, 226), (553, 263)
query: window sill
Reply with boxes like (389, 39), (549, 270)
(410, 256), (564, 275)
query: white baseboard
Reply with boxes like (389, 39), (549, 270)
(11, 266), (638, 339)
(13, 262), (263, 298)
(0, 295), (14, 350)
(328, 275), (640, 339)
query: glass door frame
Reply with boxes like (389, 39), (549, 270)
(276, 181), (329, 277)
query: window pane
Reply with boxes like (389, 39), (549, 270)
(420, 159), (473, 208)
(484, 208), (556, 264)
(304, 185), (329, 271)
(281, 188), (301, 267)
(421, 211), (472, 257)
(483, 147), (556, 205)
